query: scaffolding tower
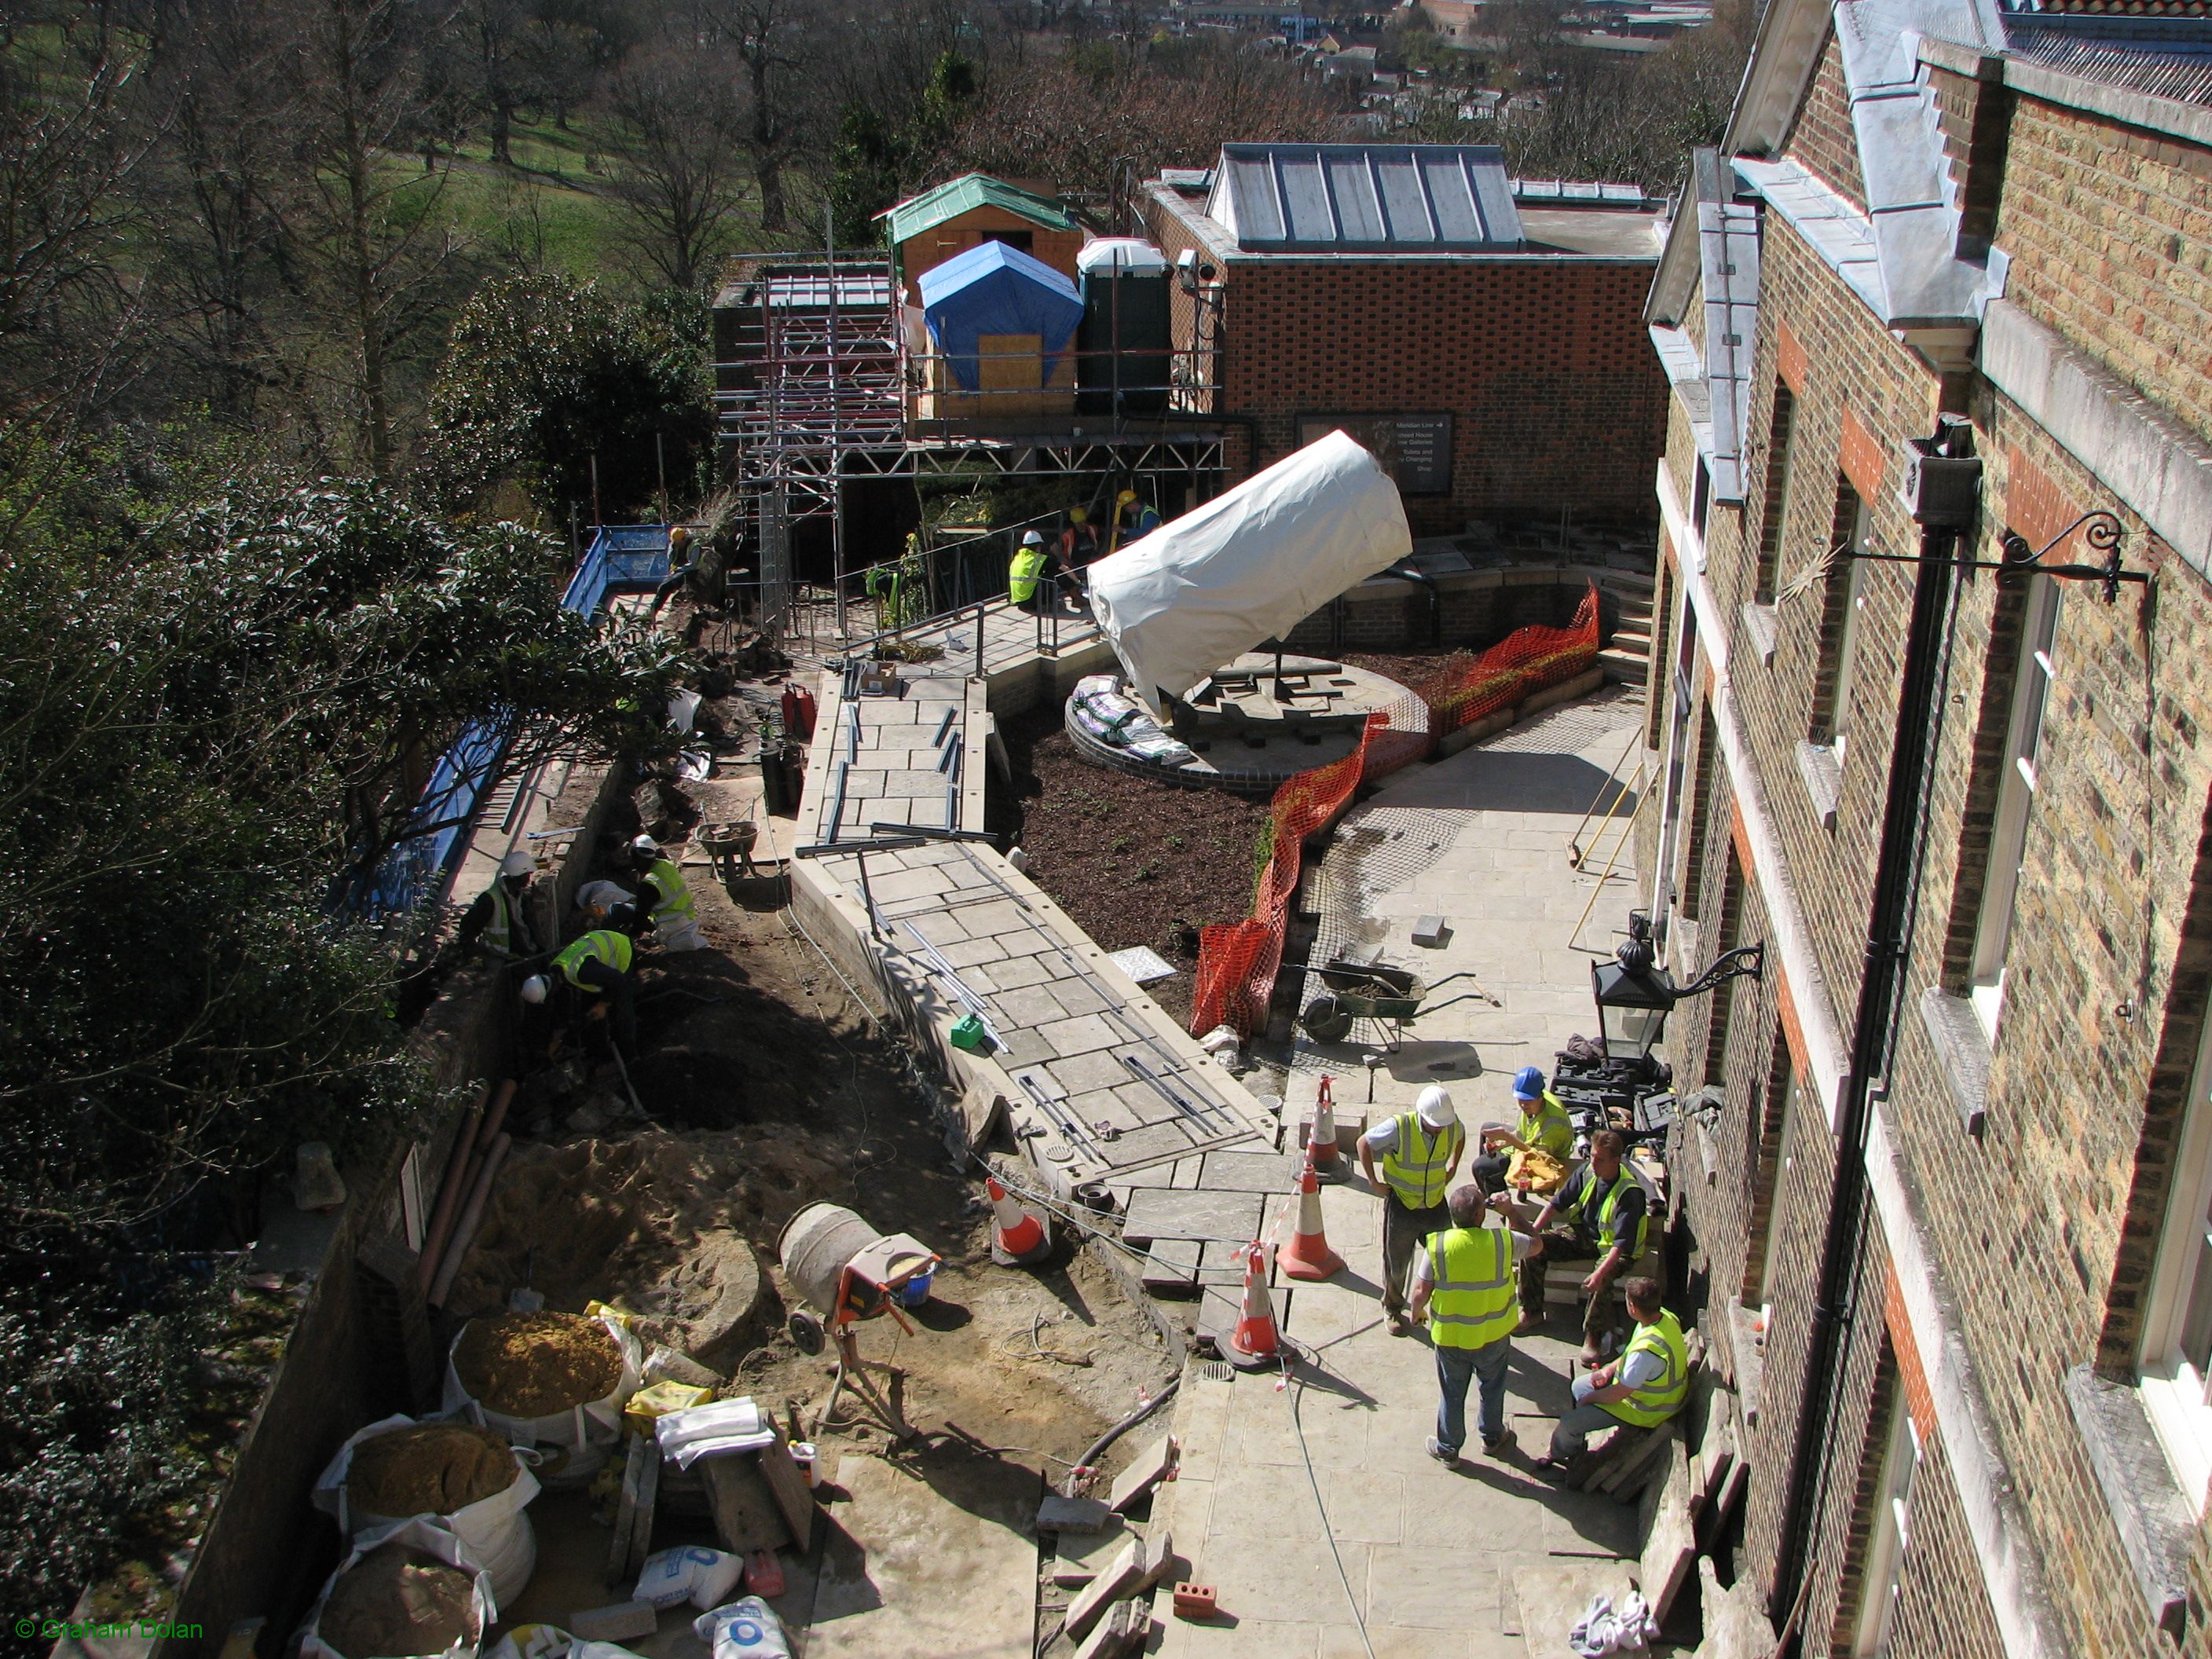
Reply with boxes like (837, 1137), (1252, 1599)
(714, 251), (1229, 641)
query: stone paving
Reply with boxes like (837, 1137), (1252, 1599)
(1154, 690), (1655, 1659)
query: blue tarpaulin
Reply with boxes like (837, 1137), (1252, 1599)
(917, 240), (1084, 392)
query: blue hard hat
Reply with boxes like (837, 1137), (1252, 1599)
(1512, 1065), (1546, 1100)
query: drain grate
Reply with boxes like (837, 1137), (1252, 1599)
(1199, 1360), (1233, 1382)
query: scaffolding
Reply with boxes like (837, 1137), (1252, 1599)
(714, 251), (1229, 641)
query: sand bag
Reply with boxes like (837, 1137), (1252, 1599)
(313, 1415), (541, 1606)
(693, 1599), (790, 1659)
(300, 1518), (495, 1659)
(485, 1627), (646, 1659)
(444, 1309), (642, 1471)
(635, 1546), (745, 1611)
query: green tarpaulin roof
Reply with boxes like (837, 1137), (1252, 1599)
(880, 174), (1076, 247)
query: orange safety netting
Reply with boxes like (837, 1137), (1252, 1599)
(1190, 581), (1601, 1038)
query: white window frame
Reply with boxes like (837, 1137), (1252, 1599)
(1969, 575), (2060, 1040)
(1830, 497), (1872, 764)
(1851, 1401), (1921, 1657)
(1754, 1064), (1804, 1324)
(2138, 1007), (2212, 1514)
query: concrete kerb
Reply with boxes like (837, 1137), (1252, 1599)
(1433, 664), (1609, 759)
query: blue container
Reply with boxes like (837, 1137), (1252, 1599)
(899, 1268), (936, 1308)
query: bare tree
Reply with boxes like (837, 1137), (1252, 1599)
(692, 0), (815, 234)
(460, 0), (533, 166)
(281, 0), (459, 474)
(605, 41), (753, 290)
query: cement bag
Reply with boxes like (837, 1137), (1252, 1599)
(485, 1626), (646, 1659)
(312, 1415), (541, 1606)
(443, 1309), (643, 1474)
(635, 1546), (745, 1611)
(300, 1517), (495, 1659)
(693, 1599), (790, 1659)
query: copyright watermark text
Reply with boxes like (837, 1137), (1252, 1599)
(15, 1621), (204, 1643)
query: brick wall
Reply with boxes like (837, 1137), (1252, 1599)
(1998, 94), (2212, 450)
(1139, 192), (1666, 537)
(1782, 31), (1867, 212)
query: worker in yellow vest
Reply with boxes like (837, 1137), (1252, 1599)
(1508, 1128), (1665, 1364)
(1474, 1064), (1575, 1199)
(1357, 1086), (1465, 1335)
(520, 928), (637, 1060)
(1009, 530), (1054, 616)
(1407, 1185), (1540, 1463)
(629, 835), (703, 950)
(1533, 1277), (1688, 1479)
(456, 850), (542, 961)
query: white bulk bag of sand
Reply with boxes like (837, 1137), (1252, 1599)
(443, 1309), (643, 1478)
(313, 1415), (541, 1606)
(1087, 430), (1412, 714)
(300, 1516), (496, 1659)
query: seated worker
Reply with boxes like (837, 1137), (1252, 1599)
(1060, 506), (1101, 567)
(1009, 529), (1064, 617)
(1496, 1128), (1663, 1362)
(1474, 1064), (1574, 1199)
(520, 928), (639, 1062)
(455, 850), (542, 962)
(1533, 1277), (1688, 1479)
(628, 834), (704, 951)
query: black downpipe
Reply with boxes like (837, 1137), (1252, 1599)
(1772, 437), (1971, 1637)
(1388, 558), (1445, 646)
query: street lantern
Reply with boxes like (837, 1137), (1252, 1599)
(1589, 910), (1765, 1072)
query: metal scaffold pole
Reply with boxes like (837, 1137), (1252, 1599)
(827, 203), (848, 639)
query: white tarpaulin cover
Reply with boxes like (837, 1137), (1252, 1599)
(1088, 430), (1412, 712)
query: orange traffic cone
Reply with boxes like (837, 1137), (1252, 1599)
(1307, 1075), (1346, 1182)
(986, 1175), (1052, 1265)
(1225, 1240), (1281, 1369)
(1276, 1156), (1344, 1281)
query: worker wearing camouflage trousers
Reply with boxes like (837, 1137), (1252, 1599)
(1358, 1086), (1464, 1335)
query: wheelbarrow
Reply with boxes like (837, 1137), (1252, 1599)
(1291, 956), (1496, 1050)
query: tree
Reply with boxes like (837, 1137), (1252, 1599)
(460, 0), (535, 167)
(424, 272), (714, 518)
(604, 42), (754, 289)
(695, 0), (817, 235)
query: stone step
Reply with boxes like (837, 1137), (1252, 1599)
(1598, 645), (1650, 686)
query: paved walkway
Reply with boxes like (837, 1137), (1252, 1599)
(1156, 690), (1656, 1659)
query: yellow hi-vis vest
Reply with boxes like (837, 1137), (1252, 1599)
(1009, 547), (1046, 602)
(1381, 1111), (1464, 1209)
(1518, 1091), (1574, 1160)
(552, 928), (632, 990)
(1425, 1226), (1518, 1350)
(1605, 1308), (1690, 1427)
(1566, 1165), (1649, 1259)
(643, 857), (695, 925)
(482, 881), (533, 958)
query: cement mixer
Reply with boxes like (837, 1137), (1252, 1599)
(778, 1202), (939, 1438)
(1086, 430), (1413, 714)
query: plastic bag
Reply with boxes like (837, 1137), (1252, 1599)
(693, 1599), (790, 1659)
(635, 1546), (745, 1612)
(485, 1628), (647, 1659)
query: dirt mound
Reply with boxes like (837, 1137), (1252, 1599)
(452, 1312), (621, 1417)
(347, 1425), (518, 1518)
(317, 1543), (479, 1658)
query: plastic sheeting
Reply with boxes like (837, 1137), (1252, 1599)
(917, 240), (1084, 391)
(1087, 430), (1413, 712)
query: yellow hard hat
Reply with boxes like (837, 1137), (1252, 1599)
(669, 526), (690, 548)
(1069, 507), (1087, 524)
(1117, 489), (1137, 505)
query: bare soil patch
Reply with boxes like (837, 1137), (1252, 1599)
(991, 705), (1271, 1029)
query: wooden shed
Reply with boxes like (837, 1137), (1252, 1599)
(880, 174), (1083, 299)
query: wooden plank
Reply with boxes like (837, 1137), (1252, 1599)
(627, 1438), (661, 1573)
(606, 1434), (645, 1582)
(1638, 1435), (1696, 1628)
(701, 1452), (791, 1555)
(1120, 1188), (1269, 1247)
(759, 1431), (817, 1550)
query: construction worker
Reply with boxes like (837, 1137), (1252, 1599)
(646, 525), (696, 620)
(1408, 1184), (1539, 1463)
(1060, 506), (1101, 566)
(1009, 529), (1056, 616)
(1533, 1277), (1688, 1480)
(520, 928), (638, 1061)
(1473, 1064), (1575, 1199)
(1502, 1128), (1663, 1364)
(456, 851), (542, 961)
(1108, 489), (1141, 555)
(629, 834), (704, 950)
(1357, 1085), (1465, 1335)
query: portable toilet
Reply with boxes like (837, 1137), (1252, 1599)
(1075, 238), (1173, 418)
(915, 240), (1085, 426)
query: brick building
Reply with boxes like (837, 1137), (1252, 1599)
(1137, 143), (1669, 538)
(1635, 0), (2212, 1654)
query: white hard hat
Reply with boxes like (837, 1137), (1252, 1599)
(1416, 1086), (1456, 1129)
(1021, 529), (1046, 547)
(497, 850), (533, 880)
(630, 834), (661, 858)
(518, 975), (551, 1005)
